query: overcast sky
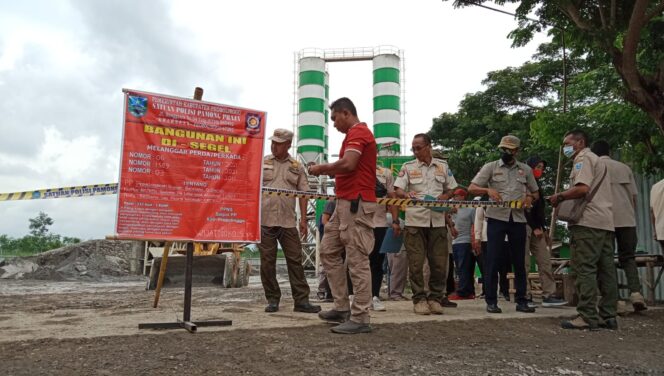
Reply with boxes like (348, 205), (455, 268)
(0, 0), (548, 240)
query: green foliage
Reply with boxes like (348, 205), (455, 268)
(428, 46), (562, 186)
(431, 33), (663, 178)
(29, 211), (53, 237)
(448, 0), (664, 135)
(0, 213), (80, 257)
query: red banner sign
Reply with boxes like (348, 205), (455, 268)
(115, 89), (266, 242)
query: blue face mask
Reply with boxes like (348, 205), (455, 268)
(563, 145), (575, 158)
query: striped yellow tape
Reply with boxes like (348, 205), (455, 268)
(261, 188), (523, 209)
(0, 185), (522, 209)
(0, 184), (119, 201)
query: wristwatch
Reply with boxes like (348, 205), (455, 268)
(558, 194), (565, 201)
(392, 219), (400, 225)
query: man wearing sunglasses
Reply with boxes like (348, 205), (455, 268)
(393, 134), (458, 315)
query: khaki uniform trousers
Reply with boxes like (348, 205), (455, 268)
(404, 226), (448, 303)
(258, 226), (311, 305)
(320, 199), (376, 324)
(524, 225), (557, 298)
(569, 225), (618, 325)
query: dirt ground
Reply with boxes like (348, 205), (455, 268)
(1, 277), (662, 376)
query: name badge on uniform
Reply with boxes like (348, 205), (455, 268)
(409, 169), (422, 178)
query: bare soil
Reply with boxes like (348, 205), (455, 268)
(0, 278), (662, 376)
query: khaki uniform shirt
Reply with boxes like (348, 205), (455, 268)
(374, 166), (395, 227)
(261, 154), (309, 228)
(569, 148), (614, 231)
(650, 179), (664, 240)
(601, 156), (637, 228)
(471, 159), (538, 223)
(393, 158), (458, 227)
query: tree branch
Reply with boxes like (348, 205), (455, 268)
(597, 2), (608, 29)
(557, 2), (593, 31)
(622, 0), (649, 95)
(645, 1), (664, 24)
(610, 0), (616, 27)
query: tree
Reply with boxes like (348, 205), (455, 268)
(429, 42), (570, 185)
(29, 211), (54, 237)
(450, 0), (664, 135)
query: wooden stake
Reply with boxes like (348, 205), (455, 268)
(152, 241), (172, 308)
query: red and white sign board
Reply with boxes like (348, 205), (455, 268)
(115, 89), (266, 242)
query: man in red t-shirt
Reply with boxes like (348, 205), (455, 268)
(308, 97), (377, 334)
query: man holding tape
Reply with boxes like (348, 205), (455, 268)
(259, 128), (321, 314)
(308, 97), (377, 334)
(393, 133), (457, 315)
(468, 135), (539, 314)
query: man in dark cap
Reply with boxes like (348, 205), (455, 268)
(469, 135), (540, 314)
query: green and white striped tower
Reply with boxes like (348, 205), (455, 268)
(297, 57), (327, 164)
(372, 53), (401, 155)
(324, 70), (329, 162)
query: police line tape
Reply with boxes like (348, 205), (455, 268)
(0, 184), (119, 201)
(0, 184), (522, 209)
(261, 188), (523, 209)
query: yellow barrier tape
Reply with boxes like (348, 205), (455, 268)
(0, 185), (522, 209)
(261, 188), (523, 209)
(0, 184), (119, 201)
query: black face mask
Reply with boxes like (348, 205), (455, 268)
(501, 152), (514, 164)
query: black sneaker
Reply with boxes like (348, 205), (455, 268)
(440, 297), (458, 308)
(516, 303), (536, 313)
(486, 304), (502, 314)
(542, 296), (567, 307)
(318, 309), (350, 323)
(330, 320), (372, 334)
(294, 302), (322, 313)
(264, 303), (279, 313)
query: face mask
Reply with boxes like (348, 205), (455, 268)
(563, 145), (575, 158)
(501, 152), (514, 164)
(533, 168), (543, 179)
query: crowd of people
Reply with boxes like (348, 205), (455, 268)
(258, 97), (663, 335)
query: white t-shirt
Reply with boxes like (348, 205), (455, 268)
(650, 179), (664, 240)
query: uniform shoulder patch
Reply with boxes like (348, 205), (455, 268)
(575, 162), (583, 170)
(398, 170), (405, 177)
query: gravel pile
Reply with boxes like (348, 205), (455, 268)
(0, 240), (143, 281)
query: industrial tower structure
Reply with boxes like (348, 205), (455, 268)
(292, 46), (406, 270)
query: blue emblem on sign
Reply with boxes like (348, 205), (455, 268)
(245, 113), (262, 135)
(575, 162), (583, 170)
(32, 191), (41, 199)
(128, 95), (148, 117)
